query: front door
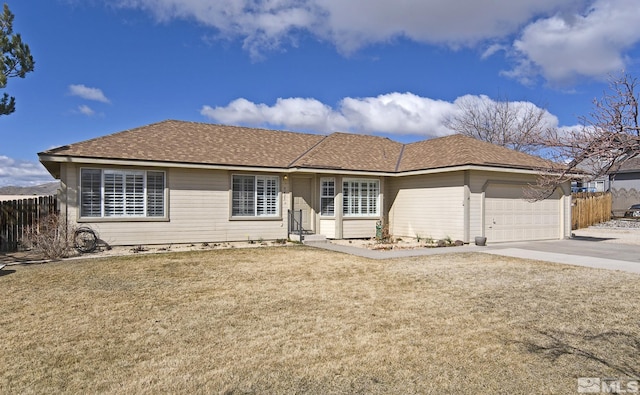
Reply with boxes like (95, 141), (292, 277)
(291, 177), (313, 233)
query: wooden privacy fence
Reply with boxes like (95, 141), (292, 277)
(572, 192), (611, 230)
(0, 195), (58, 252)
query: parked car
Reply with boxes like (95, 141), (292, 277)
(624, 204), (640, 217)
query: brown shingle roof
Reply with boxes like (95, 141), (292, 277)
(614, 157), (640, 172)
(291, 133), (404, 172)
(43, 120), (325, 168)
(40, 120), (557, 173)
(398, 134), (553, 172)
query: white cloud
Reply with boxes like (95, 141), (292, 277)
(504, 0), (640, 85)
(202, 97), (349, 132)
(109, 0), (640, 85)
(315, 0), (576, 53)
(77, 104), (96, 116)
(112, 0), (577, 54)
(68, 84), (111, 103)
(0, 156), (54, 187)
(201, 92), (559, 138)
(337, 93), (455, 136)
(481, 43), (507, 60)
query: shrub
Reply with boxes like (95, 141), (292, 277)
(21, 214), (73, 260)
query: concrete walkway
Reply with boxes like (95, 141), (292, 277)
(305, 241), (487, 260)
(305, 238), (640, 274)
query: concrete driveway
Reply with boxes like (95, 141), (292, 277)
(308, 226), (640, 274)
(482, 230), (640, 274)
(483, 238), (640, 274)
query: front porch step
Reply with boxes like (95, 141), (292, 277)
(302, 234), (327, 244)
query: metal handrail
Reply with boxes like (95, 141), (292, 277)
(288, 209), (304, 240)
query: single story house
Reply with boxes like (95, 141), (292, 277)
(608, 158), (640, 215)
(38, 120), (571, 246)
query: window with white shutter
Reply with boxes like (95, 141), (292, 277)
(232, 175), (279, 217)
(80, 168), (166, 219)
(320, 178), (335, 216)
(146, 172), (165, 217)
(80, 169), (102, 217)
(342, 179), (379, 216)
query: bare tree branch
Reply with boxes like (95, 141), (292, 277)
(444, 95), (553, 155)
(537, 72), (640, 197)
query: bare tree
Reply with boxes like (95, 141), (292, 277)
(444, 95), (553, 154)
(537, 72), (640, 197)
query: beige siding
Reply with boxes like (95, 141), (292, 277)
(387, 172), (465, 240)
(61, 164), (287, 246)
(62, 163), (79, 223)
(485, 184), (560, 242)
(57, 162), (571, 245)
(562, 186), (572, 239)
(468, 171), (571, 242)
(319, 219), (336, 238)
(468, 171), (532, 240)
(342, 218), (378, 238)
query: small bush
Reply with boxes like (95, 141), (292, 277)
(375, 223), (393, 244)
(21, 214), (73, 260)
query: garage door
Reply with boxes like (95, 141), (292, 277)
(485, 184), (560, 242)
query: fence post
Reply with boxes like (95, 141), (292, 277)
(0, 195), (59, 253)
(0, 201), (6, 252)
(571, 192), (612, 230)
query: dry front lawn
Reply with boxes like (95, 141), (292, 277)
(1, 246), (639, 394)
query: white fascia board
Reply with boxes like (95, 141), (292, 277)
(392, 165), (553, 177)
(39, 155), (564, 177)
(38, 155), (290, 174)
(286, 167), (393, 177)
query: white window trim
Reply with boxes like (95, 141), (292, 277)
(231, 174), (281, 218)
(320, 177), (335, 217)
(79, 168), (167, 220)
(342, 178), (380, 217)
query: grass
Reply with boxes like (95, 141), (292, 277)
(1, 246), (639, 394)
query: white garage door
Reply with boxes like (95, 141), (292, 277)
(485, 184), (560, 242)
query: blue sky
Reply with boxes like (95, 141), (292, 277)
(1, 0), (639, 186)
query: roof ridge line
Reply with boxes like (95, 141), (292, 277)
(394, 143), (406, 172)
(287, 134), (330, 167)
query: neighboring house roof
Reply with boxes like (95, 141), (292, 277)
(39, 119), (557, 175)
(612, 157), (640, 174)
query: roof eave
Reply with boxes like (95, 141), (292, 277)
(397, 164), (564, 177)
(39, 154), (571, 178)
